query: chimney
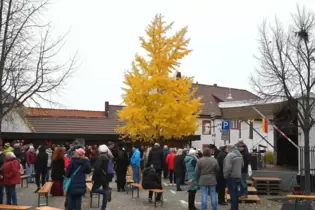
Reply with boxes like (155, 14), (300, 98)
(226, 88), (233, 100)
(176, 71), (182, 80)
(105, 101), (109, 117)
(213, 84), (217, 87)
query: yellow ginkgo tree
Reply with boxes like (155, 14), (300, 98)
(116, 14), (202, 142)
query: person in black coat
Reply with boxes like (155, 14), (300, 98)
(174, 149), (185, 191)
(142, 165), (162, 202)
(66, 148), (91, 210)
(92, 144), (114, 210)
(239, 142), (250, 198)
(216, 146), (228, 205)
(115, 144), (129, 192)
(146, 143), (164, 178)
(34, 146), (48, 192)
(50, 148), (65, 196)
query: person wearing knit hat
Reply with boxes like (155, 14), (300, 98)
(75, 148), (85, 156)
(92, 144), (114, 210)
(185, 148), (199, 210)
(66, 145), (91, 210)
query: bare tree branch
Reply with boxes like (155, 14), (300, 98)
(0, 0), (77, 129)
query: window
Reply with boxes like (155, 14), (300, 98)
(202, 120), (211, 135)
(230, 120), (239, 129)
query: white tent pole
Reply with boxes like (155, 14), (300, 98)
(252, 106), (299, 149)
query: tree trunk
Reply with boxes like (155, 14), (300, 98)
(304, 128), (311, 193)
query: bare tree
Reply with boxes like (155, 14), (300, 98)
(0, 0), (76, 137)
(251, 6), (315, 192)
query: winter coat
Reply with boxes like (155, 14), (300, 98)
(2, 159), (21, 185)
(51, 158), (65, 181)
(130, 149), (140, 168)
(116, 149), (129, 171)
(142, 166), (162, 189)
(195, 156), (219, 186)
(184, 155), (199, 191)
(35, 152), (48, 173)
(174, 154), (186, 175)
(26, 151), (36, 166)
(13, 148), (24, 163)
(92, 153), (113, 188)
(241, 149), (251, 174)
(64, 156), (70, 169)
(46, 148), (53, 167)
(4, 146), (13, 154)
(223, 146), (243, 179)
(147, 147), (164, 170)
(166, 152), (176, 170)
(216, 150), (227, 178)
(66, 157), (91, 196)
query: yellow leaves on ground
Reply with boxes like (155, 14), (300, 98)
(116, 14), (202, 142)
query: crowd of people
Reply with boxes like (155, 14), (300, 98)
(130, 141), (250, 210)
(0, 139), (250, 210)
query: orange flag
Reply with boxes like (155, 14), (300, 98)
(262, 119), (268, 133)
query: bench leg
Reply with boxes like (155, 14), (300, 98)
(98, 193), (100, 208)
(38, 194), (40, 207)
(21, 179), (23, 188)
(90, 192), (93, 208)
(137, 188), (139, 198)
(154, 192), (157, 208)
(46, 193), (48, 206)
(295, 198), (300, 210)
(132, 188), (134, 198)
(161, 193), (164, 207)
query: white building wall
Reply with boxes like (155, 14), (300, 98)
(192, 118), (274, 152)
(1, 110), (32, 133)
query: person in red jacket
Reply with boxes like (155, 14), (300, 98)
(166, 148), (176, 185)
(2, 152), (20, 205)
(25, 146), (36, 183)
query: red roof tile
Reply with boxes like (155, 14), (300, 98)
(25, 84), (257, 134)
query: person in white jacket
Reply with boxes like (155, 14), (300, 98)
(45, 148), (53, 182)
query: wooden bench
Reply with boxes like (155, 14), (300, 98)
(126, 176), (134, 194)
(287, 194), (315, 210)
(37, 181), (53, 207)
(130, 183), (164, 207)
(36, 207), (63, 210)
(0, 204), (32, 209)
(20, 175), (30, 188)
(86, 182), (100, 208)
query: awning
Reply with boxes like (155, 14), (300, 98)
(218, 99), (286, 120)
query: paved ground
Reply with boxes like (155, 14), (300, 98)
(11, 179), (305, 210)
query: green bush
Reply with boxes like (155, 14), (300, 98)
(265, 151), (274, 164)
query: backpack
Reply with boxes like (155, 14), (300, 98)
(100, 159), (114, 181)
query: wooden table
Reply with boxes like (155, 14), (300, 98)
(287, 194), (315, 210)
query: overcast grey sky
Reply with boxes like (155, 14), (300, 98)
(44, 0), (315, 110)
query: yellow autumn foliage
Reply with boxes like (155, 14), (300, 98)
(116, 14), (202, 142)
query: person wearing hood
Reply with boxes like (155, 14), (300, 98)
(2, 152), (20, 205)
(4, 143), (13, 154)
(45, 147), (53, 182)
(184, 149), (199, 210)
(223, 145), (243, 210)
(34, 146), (48, 193)
(146, 143), (164, 179)
(142, 165), (163, 203)
(130, 146), (141, 185)
(115, 144), (129, 192)
(26, 146), (36, 183)
(92, 144), (114, 210)
(216, 146), (228, 205)
(66, 148), (91, 210)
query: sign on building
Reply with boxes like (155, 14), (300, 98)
(221, 120), (230, 142)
